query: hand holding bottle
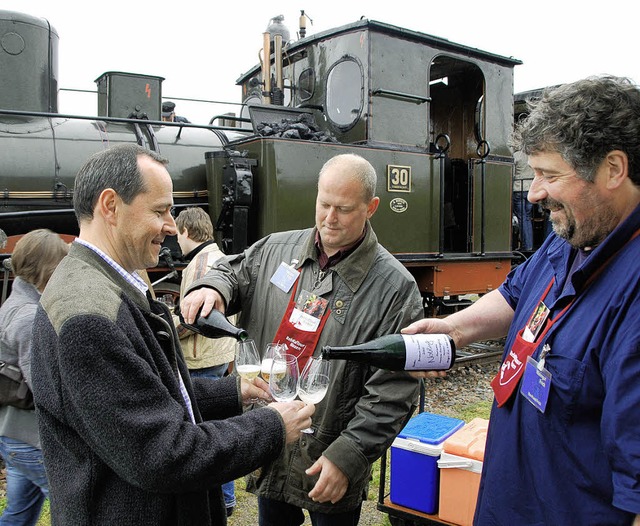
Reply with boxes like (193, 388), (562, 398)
(178, 307), (248, 340)
(401, 318), (457, 379)
(180, 287), (225, 325)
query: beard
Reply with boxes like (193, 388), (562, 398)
(541, 197), (619, 249)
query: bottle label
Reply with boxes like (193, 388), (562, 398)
(402, 334), (453, 370)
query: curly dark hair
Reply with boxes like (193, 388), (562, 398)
(511, 75), (640, 186)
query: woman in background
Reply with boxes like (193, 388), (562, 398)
(0, 230), (69, 525)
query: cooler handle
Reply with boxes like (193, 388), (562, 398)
(437, 459), (473, 469)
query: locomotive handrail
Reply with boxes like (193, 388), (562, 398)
(372, 89), (431, 104)
(209, 115), (251, 126)
(0, 203), (207, 220)
(434, 134), (451, 258)
(434, 134), (451, 154)
(0, 209), (74, 218)
(0, 108), (243, 134)
(476, 140), (491, 256)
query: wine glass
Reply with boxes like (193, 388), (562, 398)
(261, 343), (287, 382)
(297, 357), (331, 434)
(269, 353), (299, 402)
(236, 339), (261, 403)
(158, 294), (175, 312)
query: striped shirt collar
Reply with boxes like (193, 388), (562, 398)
(74, 239), (148, 295)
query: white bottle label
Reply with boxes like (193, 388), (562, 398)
(402, 334), (453, 370)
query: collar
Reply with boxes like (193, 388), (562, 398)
(74, 239), (148, 295)
(299, 220), (378, 293)
(9, 277), (41, 300)
(314, 225), (367, 271)
(184, 239), (216, 261)
(549, 201), (640, 297)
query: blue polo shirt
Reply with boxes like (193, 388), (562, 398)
(475, 204), (640, 526)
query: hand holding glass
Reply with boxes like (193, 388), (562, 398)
(236, 340), (262, 403)
(269, 354), (299, 402)
(297, 357), (331, 434)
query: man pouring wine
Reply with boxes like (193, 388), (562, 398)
(181, 153), (423, 526)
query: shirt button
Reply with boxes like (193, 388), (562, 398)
(335, 300), (344, 308)
(335, 309), (342, 315)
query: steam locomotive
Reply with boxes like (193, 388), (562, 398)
(0, 9), (521, 313)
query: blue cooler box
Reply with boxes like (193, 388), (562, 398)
(390, 412), (465, 514)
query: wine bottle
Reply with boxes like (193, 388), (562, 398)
(321, 334), (455, 371)
(179, 308), (248, 341)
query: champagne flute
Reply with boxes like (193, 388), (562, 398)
(236, 339), (261, 403)
(297, 357), (331, 434)
(261, 343), (287, 382)
(269, 353), (299, 402)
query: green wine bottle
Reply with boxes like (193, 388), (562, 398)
(321, 333), (455, 371)
(179, 308), (248, 341)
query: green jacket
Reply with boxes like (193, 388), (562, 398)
(190, 223), (421, 513)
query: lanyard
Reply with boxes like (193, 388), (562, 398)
(491, 226), (640, 407)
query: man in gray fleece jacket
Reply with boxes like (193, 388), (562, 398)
(31, 144), (313, 525)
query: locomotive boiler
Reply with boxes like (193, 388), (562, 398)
(0, 10), (247, 249)
(0, 9), (521, 313)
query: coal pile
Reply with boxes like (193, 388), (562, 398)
(255, 113), (338, 142)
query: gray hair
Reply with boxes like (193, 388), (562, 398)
(73, 144), (168, 223)
(511, 75), (640, 186)
(318, 153), (377, 202)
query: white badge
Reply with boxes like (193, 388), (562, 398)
(270, 261), (300, 293)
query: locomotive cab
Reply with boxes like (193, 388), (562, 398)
(211, 20), (520, 311)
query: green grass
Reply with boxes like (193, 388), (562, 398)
(0, 498), (50, 525)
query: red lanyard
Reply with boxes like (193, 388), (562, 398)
(491, 226), (640, 407)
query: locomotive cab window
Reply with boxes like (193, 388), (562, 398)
(297, 68), (315, 102)
(325, 58), (363, 129)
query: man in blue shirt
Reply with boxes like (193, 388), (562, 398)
(405, 76), (640, 525)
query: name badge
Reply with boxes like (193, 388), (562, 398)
(289, 289), (328, 332)
(270, 262), (300, 293)
(520, 351), (552, 412)
(522, 300), (550, 342)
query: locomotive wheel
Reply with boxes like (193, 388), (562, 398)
(152, 281), (180, 303)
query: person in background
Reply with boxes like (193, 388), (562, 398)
(405, 76), (640, 525)
(173, 206), (237, 516)
(162, 101), (191, 123)
(181, 153), (422, 526)
(0, 229), (69, 525)
(512, 148), (534, 251)
(30, 144), (313, 525)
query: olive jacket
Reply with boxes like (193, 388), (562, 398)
(32, 242), (286, 525)
(189, 223), (422, 513)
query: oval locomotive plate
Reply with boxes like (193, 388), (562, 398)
(389, 198), (408, 213)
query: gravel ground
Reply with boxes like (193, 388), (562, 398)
(229, 360), (499, 526)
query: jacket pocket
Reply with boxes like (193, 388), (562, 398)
(287, 430), (338, 493)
